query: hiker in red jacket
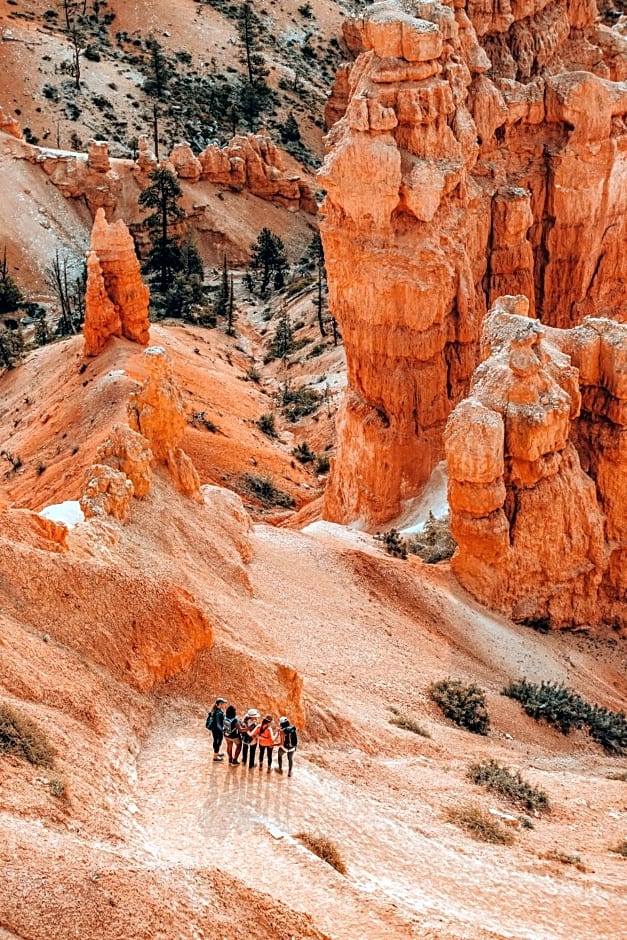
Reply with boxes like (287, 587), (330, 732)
(257, 714), (279, 773)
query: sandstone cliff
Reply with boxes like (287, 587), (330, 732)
(321, 0), (627, 526)
(83, 208), (150, 354)
(445, 295), (625, 628)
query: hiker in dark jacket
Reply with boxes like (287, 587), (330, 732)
(207, 697), (227, 762)
(224, 704), (242, 765)
(276, 716), (298, 777)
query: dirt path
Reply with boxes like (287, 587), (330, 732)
(133, 698), (626, 940)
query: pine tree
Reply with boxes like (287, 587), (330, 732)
(139, 166), (186, 294)
(34, 308), (52, 346)
(0, 324), (24, 372)
(144, 38), (171, 100)
(214, 254), (229, 318)
(309, 233), (327, 337)
(269, 307), (294, 360)
(249, 228), (288, 297)
(0, 248), (24, 315)
(236, 2), (272, 129)
(226, 273), (237, 337)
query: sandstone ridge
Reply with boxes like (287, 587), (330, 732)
(445, 294), (626, 629)
(321, 0), (627, 526)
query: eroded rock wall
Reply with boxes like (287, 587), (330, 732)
(321, 0), (627, 526)
(444, 295), (626, 628)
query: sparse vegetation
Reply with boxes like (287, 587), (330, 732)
(0, 702), (54, 767)
(374, 528), (407, 559)
(49, 775), (67, 799)
(429, 679), (490, 735)
(408, 513), (456, 564)
(292, 441), (315, 464)
(541, 849), (585, 870)
(504, 679), (627, 755)
(256, 412), (277, 438)
(249, 229), (288, 298)
(295, 831), (347, 874)
(243, 474), (295, 509)
(468, 760), (550, 813)
(280, 384), (322, 422)
(609, 840), (627, 857)
(190, 411), (217, 433)
(446, 803), (514, 845)
(389, 712), (431, 738)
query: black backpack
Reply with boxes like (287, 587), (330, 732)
(205, 710), (215, 731)
(283, 726), (298, 749)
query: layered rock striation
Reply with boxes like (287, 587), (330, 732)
(445, 295), (626, 628)
(83, 208), (150, 356)
(321, 0), (627, 526)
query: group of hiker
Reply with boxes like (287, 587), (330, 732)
(206, 698), (298, 777)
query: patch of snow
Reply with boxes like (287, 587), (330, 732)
(397, 461), (449, 535)
(39, 501), (84, 528)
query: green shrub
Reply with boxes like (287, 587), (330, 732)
(429, 679), (490, 735)
(408, 513), (456, 564)
(190, 411), (217, 433)
(0, 702), (54, 767)
(281, 385), (321, 422)
(389, 713), (430, 738)
(315, 455), (330, 475)
(468, 759), (549, 813)
(243, 474), (295, 509)
(374, 528), (407, 559)
(256, 412), (277, 438)
(504, 679), (627, 755)
(446, 803), (513, 845)
(295, 831), (347, 874)
(292, 441), (315, 464)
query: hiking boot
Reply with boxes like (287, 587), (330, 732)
(287, 770), (292, 777)
(275, 767), (283, 774)
(231, 759), (240, 765)
(267, 767), (272, 773)
(213, 755), (224, 762)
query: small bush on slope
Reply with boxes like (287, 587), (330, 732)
(295, 832), (347, 874)
(446, 803), (514, 845)
(0, 702), (54, 767)
(504, 680), (627, 755)
(468, 760), (550, 813)
(429, 679), (490, 735)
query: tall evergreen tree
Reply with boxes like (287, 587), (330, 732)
(144, 38), (171, 100)
(139, 166), (186, 294)
(249, 228), (288, 297)
(214, 254), (229, 319)
(0, 248), (24, 316)
(236, 2), (272, 128)
(226, 273), (237, 337)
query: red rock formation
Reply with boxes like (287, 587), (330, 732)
(37, 139), (121, 216)
(94, 423), (153, 499)
(445, 295), (626, 628)
(80, 464), (135, 523)
(83, 250), (121, 356)
(128, 346), (202, 502)
(169, 142), (202, 182)
(321, 1), (627, 526)
(197, 132), (316, 213)
(89, 208), (150, 346)
(0, 105), (22, 139)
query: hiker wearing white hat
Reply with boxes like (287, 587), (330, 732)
(276, 716), (298, 777)
(240, 709), (261, 769)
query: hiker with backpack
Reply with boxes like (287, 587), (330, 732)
(276, 716), (298, 777)
(257, 715), (279, 773)
(224, 705), (243, 765)
(240, 709), (261, 769)
(206, 697), (227, 762)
